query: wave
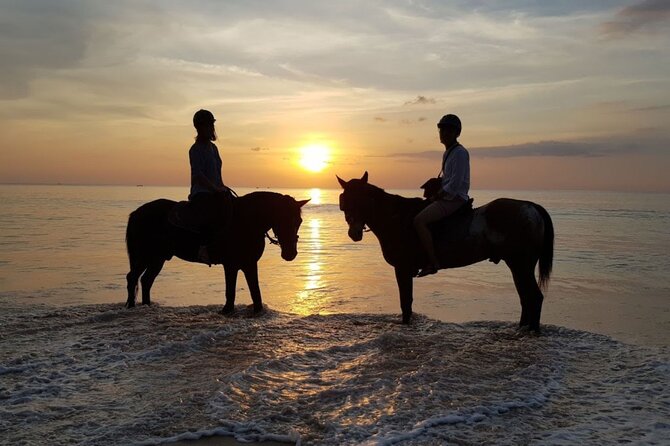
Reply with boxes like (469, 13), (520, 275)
(1, 303), (668, 445)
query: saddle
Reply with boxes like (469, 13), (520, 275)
(168, 190), (235, 234)
(429, 198), (475, 243)
(167, 201), (204, 233)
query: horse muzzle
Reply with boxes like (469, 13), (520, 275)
(348, 223), (364, 242)
(281, 248), (298, 261)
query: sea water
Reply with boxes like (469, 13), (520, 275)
(0, 185), (669, 445)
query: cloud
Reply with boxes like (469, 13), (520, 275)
(404, 95), (437, 106)
(399, 118), (426, 125)
(474, 141), (611, 158)
(0, 1), (93, 99)
(631, 104), (670, 112)
(1, 1), (669, 140)
(599, 0), (670, 38)
(384, 151), (439, 160)
(1, 1), (664, 108)
(374, 116), (428, 125)
(250, 146), (269, 151)
(389, 137), (667, 159)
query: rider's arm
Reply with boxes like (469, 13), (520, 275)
(193, 172), (224, 193)
(190, 148), (227, 193)
(440, 148), (469, 200)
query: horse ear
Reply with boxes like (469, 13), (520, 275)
(297, 199), (310, 208)
(336, 175), (347, 189)
(361, 171), (368, 183)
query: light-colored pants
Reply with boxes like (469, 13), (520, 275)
(413, 197), (465, 268)
(414, 197), (465, 226)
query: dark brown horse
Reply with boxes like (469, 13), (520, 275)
(337, 172), (554, 332)
(125, 191), (308, 313)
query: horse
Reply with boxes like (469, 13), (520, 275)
(337, 172), (554, 332)
(125, 191), (309, 314)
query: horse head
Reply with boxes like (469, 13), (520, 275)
(336, 171), (373, 242)
(272, 195), (310, 261)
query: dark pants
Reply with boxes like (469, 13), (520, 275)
(188, 192), (233, 242)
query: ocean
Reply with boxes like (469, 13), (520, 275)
(1, 185), (669, 445)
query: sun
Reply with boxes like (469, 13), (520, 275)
(299, 144), (330, 173)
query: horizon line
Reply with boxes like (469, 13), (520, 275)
(0, 182), (668, 195)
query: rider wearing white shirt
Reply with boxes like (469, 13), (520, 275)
(440, 141), (470, 202)
(414, 114), (471, 277)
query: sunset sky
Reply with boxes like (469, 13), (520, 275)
(1, 0), (669, 191)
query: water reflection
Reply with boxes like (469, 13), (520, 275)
(308, 217), (320, 245)
(294, 217), (326, 315)
(308, 188), (322, 205)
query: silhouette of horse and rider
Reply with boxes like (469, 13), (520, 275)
(125, 110), (308, 314)
(125, 111), (554, 332)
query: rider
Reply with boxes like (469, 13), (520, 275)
(189, 109), (232, 265)
(413, 114), (470, 277)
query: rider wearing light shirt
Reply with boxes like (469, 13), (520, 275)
(439, 140), (470, 202)
(414, 114), (470, 277)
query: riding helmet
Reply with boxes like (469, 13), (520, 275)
(193, 109), (216, 128)
(437, 114), (462, 136)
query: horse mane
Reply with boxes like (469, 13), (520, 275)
(236, 190), (284, 205)
(236, 191), (303, 217)
(361, 182), (426, 216)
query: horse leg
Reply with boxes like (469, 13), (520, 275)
(125, 266), (144, 308)
(242, 262), (264, 314)
(507, 261), (530, 328)
(527, 276), (545, 333)
(140, 259), (165, 306)
(221, 264), (238, 314)
(394, 267), (414, 324)
(510, 263), (544, 332)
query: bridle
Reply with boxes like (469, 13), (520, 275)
(231, 186), (297, 250)
(339, 192), (372, 233)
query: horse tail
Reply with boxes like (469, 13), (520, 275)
(533, 203), (554, 290)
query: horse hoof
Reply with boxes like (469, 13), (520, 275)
(250, 303), (264, 314)
(402, 314), (411, 324)
(220, 305), (235, 315)
(517, 325), (541, 336)
(125, 302), (135, 309)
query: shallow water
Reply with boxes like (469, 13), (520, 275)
(1, 185), (669, 444)
(0, 185), (668, 346)
(1, 303), (668, 445)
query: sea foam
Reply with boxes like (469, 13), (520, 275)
(0, 302), (668, 445)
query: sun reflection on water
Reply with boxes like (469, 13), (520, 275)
(294, 217), (327, 316)
(308, 188), (322, 205)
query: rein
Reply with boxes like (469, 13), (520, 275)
(265, 232), (280, 245)
(228, 186), (281, 248)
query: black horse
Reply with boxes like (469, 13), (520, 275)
(337, 172), (554, 332)
(125, 191), (309, 313)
